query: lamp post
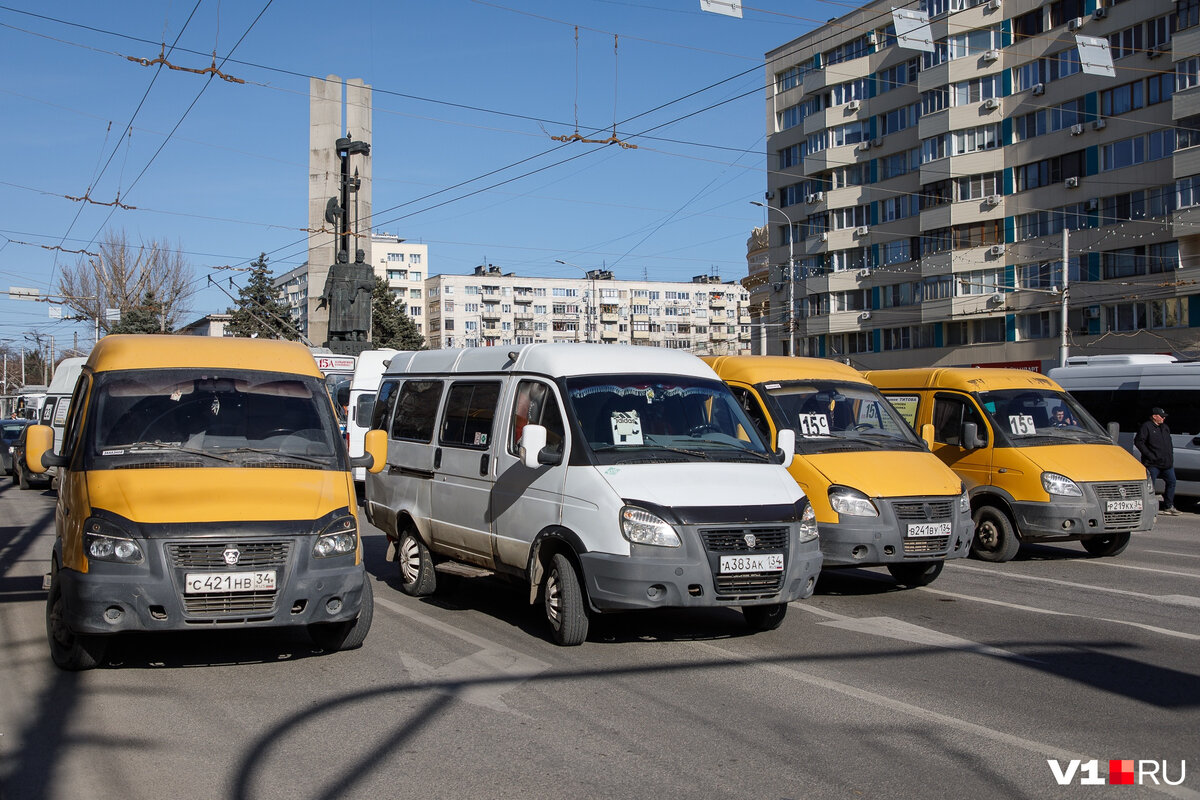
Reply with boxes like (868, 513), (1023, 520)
(751, 201), (796, 357)
(554, 259), (597, 343)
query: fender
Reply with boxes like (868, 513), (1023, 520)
(969, 487), (1020, 536)
(384, 510), (434, 562)
(526, 525), (589, 605)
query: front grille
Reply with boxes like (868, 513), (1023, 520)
(167, 540), (291, 569)
(183, 592), (277, 616)
(1093, 482), (1144, 501)
(115, 460), (206, 470)
(892, 500), (953, 521)
(1103, 510), (1141, 527)
(699, 526), (789, 598)
(904, 536), (950, 554)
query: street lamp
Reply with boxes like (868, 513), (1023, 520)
(751, 201), (796, 357)
(554, 259), (597, 343)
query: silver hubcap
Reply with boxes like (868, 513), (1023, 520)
(400, 537), (421, 584)
(545, 570), (562, 627)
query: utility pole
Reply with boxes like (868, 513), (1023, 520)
(1060, 228), (1070, 368)
(751, 201), (796, 356)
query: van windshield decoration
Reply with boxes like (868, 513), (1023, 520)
(760, 381), (925, 454)
(565, 375), (772, 465)
(977, 388), (1110, 447)
(86, 369), (343, 470)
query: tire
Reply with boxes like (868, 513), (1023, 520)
(887, 561), (945, 588)
(46, 568), (106, 671)
(397, 529), (436, 597)
(17, 460), (29, 490)
(1081, 532), (1131, 558)
(971, 505), (1020, 562)
(542, 552), (588, 646)
(742, 602), (788, 631)
(308, 576), (374, 651)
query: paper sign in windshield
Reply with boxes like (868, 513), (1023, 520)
(798, 413), (831, 437)
(610, 410), (644, 445)
(1008, 414), (1036, 435)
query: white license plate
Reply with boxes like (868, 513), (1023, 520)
(906, 522), (952, 538)
(184, 570), (276, 594)
(1107, 499), (1143, 512)
(719, 553), (784, 574)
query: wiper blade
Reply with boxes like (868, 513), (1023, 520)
(212, 446), (329, 466)
(106, 442), (234, 462)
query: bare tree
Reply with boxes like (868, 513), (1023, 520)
(58, 231), (194, 334)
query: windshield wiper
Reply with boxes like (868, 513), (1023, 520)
(212, 446), (330, 466)
(105, 442), (234, 463)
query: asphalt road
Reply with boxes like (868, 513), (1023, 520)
(1, 482), (1197, 800)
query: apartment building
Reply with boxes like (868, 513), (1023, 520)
(763, 0), (1200, 370)
(425, 265), (752, 354)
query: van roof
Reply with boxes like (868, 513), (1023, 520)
(864, 367), (1063, 393)
(47, 356), (87, 393)
(85, 335), (322, 377)
(383, 343), (716, 380)
(703, 355), (869, 386)
(350, 348), (403, 390)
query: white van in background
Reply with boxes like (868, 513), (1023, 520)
(365, 343), (823, 645)
(1049, 354), (1200, 499)
(40, 356), (86, 460)
(347, 349), (401, 482)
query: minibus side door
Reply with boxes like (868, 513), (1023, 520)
(929, 392), (993, 490)
(432, 380), (502, 565)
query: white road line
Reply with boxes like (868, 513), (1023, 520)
(685, 638), (1200, 800)
(1069, 560), (1200, 579)
(920, 588), (1200, 642)
(947, 562), (1200, 608)
(1144, 549), (1200, 560)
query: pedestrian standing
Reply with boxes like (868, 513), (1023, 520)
(1135, 406), (1179, 515)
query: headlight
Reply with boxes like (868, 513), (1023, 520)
(1041, 472), (1082, 497)
(83, 518), (143, 564)
(959, 490), (971, 514)
(828, 486), (878, 517)
(620, 506), (681, 547)
(314, 516), (358, 558)
(1146, 472), (1155, 495)
(798, 502), (819, 543)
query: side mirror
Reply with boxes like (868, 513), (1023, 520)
(1107, 421), (1120, 444)
(520, 424), (548, 469)
(920, 423), (936, 450)
(26, 425), (66, 471)
(354, 429), (387, 473)
(776, 428), (795, 469)
(962, 421), (983, 450)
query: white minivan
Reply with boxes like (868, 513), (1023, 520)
(364, 343), (823, 645)
(344, 349), (401, 482)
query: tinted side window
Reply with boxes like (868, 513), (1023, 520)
(932, 394), (987, 446)
(391, 380), (443, 442)
(729, 386), (772, 441)
(61, 375), (90, 458)
(371, 379), (400, 431)
(440, 381), (502, 449)
(508, 380), (565, 457)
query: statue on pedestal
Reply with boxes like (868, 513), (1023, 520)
(320, 249), (373, 344)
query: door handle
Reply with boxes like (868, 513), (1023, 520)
(479, 453), (489, 475)
(434, 448), (442, 469)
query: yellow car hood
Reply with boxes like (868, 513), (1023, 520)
(796, 451), (962, 498)
(86, 468), (352, 523)
(1016, 443), (1148, 483)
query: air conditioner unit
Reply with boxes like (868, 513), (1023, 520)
(859, 140), (872, 151)
(983, 97), (1000, 110)
(988, 292), (1005, 305)
(987, 0), (1001, 9)
(855, 226), (869, 236)
(1085, 198), (1099, 211)
(1032, 83), (1045, 96)
(1065, 176), (1080, 188)
(867, 31), (878, 44)
(847, 99), (861, 111)
(985, 194), (1002, 206)
(1148, 44), (1165, 59)
(859, 311), (872, 320)
(806, 193), (818, 204)
(820, 231), (829, 242)
(1092, 118), (1107, 130)
(1084, 306), (1101, 319)
(983, 49), (1000, 62)
(1070, 123), (1084, 136)
(1067, 16), (1084, 31)
(1093, 6), (1107, 18)
(857, 268), (872, 278)
(871, 137), (884, 148)
(988, 244), (1005, 256)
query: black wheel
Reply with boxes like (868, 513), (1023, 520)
(887, 561), (944, 588)
(17, 460), (30, 490)
(1081, 532), (1131, 557)
(971, 505), (1020, 562)
(542, 553), (588, 646)
(397, 529), (436, 597)
(46, 567), (106, 671)
(743, 602), (788, 631)
(309, 576), (374, 651)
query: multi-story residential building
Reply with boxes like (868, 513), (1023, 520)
(425, 265), (752, 354)
(763, 0), (1200, 370)
(372, 233), (429, 341)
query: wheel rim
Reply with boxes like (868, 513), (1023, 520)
(544, 569), (562, 629)
(976, 519), (999, 551)
(400, 536), (421, 584)
(49, 586), (74, 650)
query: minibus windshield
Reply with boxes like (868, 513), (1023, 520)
(758, 381), (924, 454)
(565, 374), (772, 465)
(86, 369), (343, 470)
(977, 388), (1110, 446)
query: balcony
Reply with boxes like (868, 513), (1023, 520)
(632, 329), (650, 340)
(600, 312), (619, 323)
(601, 329), (619, 340)
(709, 296), (728, 309)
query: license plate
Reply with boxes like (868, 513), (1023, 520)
(1107, 499), (1142, 512)
(906, 522), (952, 538)
(184, 570), (276, 594)
(719, 553), (784, 574)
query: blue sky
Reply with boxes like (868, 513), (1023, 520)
(0, 0), (822, 355)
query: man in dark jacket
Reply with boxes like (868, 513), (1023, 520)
(1135, 407), (1178, 515)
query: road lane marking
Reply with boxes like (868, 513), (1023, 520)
(1069, 560), (1200, 579)
(686, 639), (1200, 800)
(947, 563), (1200, 608)
(1143, 549), (1200, 560)
(920, 588), (1200, 641)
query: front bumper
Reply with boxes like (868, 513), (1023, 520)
(1011, 479), (1156, 541)
(819, 495), (973, 568)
